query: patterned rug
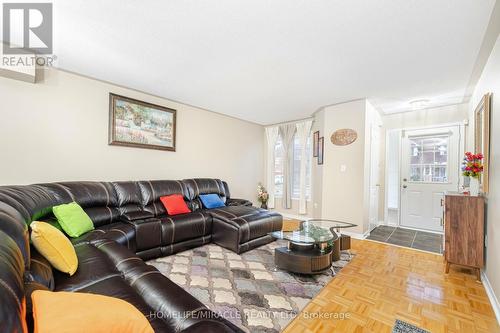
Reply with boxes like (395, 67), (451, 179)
(392, 319), (430, 333)
(148, 240), (353, 332)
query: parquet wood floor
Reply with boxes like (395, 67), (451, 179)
(282, 238), (499, 333)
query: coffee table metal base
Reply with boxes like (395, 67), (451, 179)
(275, 242), (333, 274)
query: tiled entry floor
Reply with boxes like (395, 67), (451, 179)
(366, 226), (443, 254)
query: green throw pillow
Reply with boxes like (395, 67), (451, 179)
(52, 202), (94, 238)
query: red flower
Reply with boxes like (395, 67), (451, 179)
(462, 152), (484, 177)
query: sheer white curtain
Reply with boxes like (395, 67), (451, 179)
(265, 126), (279, 208)
(295, 120), (313, 214)
(279, 124), (296, 209)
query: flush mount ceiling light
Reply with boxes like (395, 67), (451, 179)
(409, 99), (430, 110)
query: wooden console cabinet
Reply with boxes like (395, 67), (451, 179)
(444, 193), (485, 280)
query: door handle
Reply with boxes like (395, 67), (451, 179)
(403, 185), (407, 189)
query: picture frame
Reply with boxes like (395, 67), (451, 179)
(318, 136), (324, 165)
(109, 93), (176, 152)
(313, 131), (320, 157)
(474, 93), (491, 193)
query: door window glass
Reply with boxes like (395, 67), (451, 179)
(409, 136), (449, 182)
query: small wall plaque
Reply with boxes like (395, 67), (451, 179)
(331, 129), (357, 146)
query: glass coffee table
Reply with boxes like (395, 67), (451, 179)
(305, 219), (357, 261)
(269, 221), (339, 274)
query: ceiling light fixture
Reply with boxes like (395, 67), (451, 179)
(409, 99), (430, 110)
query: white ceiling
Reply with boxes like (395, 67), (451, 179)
(51, 0), (495, 124)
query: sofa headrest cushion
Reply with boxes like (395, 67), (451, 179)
(199, 194), (225, 209)
(160, 194), (191, 215)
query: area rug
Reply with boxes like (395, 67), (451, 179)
(392, 319), (430, 333)
(148, 240), (353, 332)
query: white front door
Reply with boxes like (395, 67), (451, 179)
(400, 126), (460, 232)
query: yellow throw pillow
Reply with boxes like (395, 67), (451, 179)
(30, 221), (78, 276)
(31, 290), (154, 333)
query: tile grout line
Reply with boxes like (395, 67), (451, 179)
(385, 227), (398, 242)
(410, 231), (418, 249)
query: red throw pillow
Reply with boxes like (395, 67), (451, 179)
(160, 194), (191, 215)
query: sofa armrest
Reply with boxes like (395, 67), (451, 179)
(119, 211), (155, 222)
(226, 198), (253, 207)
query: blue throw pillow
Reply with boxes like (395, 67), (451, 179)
(199, 194), (225, 209)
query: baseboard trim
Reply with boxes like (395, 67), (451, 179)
(398, 225), (444, 235)
(278, 212), (308, 220)
(342, 230), (369, 240)
(380, 220), (398, 227)
(481, 270), (500, 325)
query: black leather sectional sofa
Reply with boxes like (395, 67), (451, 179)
(0, 178), (283, 333)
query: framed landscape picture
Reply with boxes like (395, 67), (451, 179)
(109, 93), (176, 151)
(474, 93), (491, 193)
(313, 131), (320, 157)
(318, 136), (324, 165)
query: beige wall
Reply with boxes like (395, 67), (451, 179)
(379, 103), (469, 222)
(0, 68), (265, 201)
(318, 100), (369, 235)
(468, 35), (500, 308)
(311, 109), (325, 219)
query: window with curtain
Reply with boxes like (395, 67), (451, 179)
(274, 133), (311, 200)
(274, 136), (284, 197)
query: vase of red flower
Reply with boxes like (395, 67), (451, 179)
(462, 152), (484, 196)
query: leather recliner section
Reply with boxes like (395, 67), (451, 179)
(0, 230), (27, 333)
(210, 206), (283, 253)
(0, 178), (282, 333)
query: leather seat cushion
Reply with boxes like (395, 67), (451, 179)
(25, 247), (54, 290)
(71, 222), (136, 251)
(210, 206), (282, 243)
(160, 212), (212, 245)
(84, 240), (226, 333)
(91, 239), (151, 278)
(77, 275), (171, 332)
(52, 240), (172, 331)
(208, 206), (265, 219)
(54, 242), (122, 292)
